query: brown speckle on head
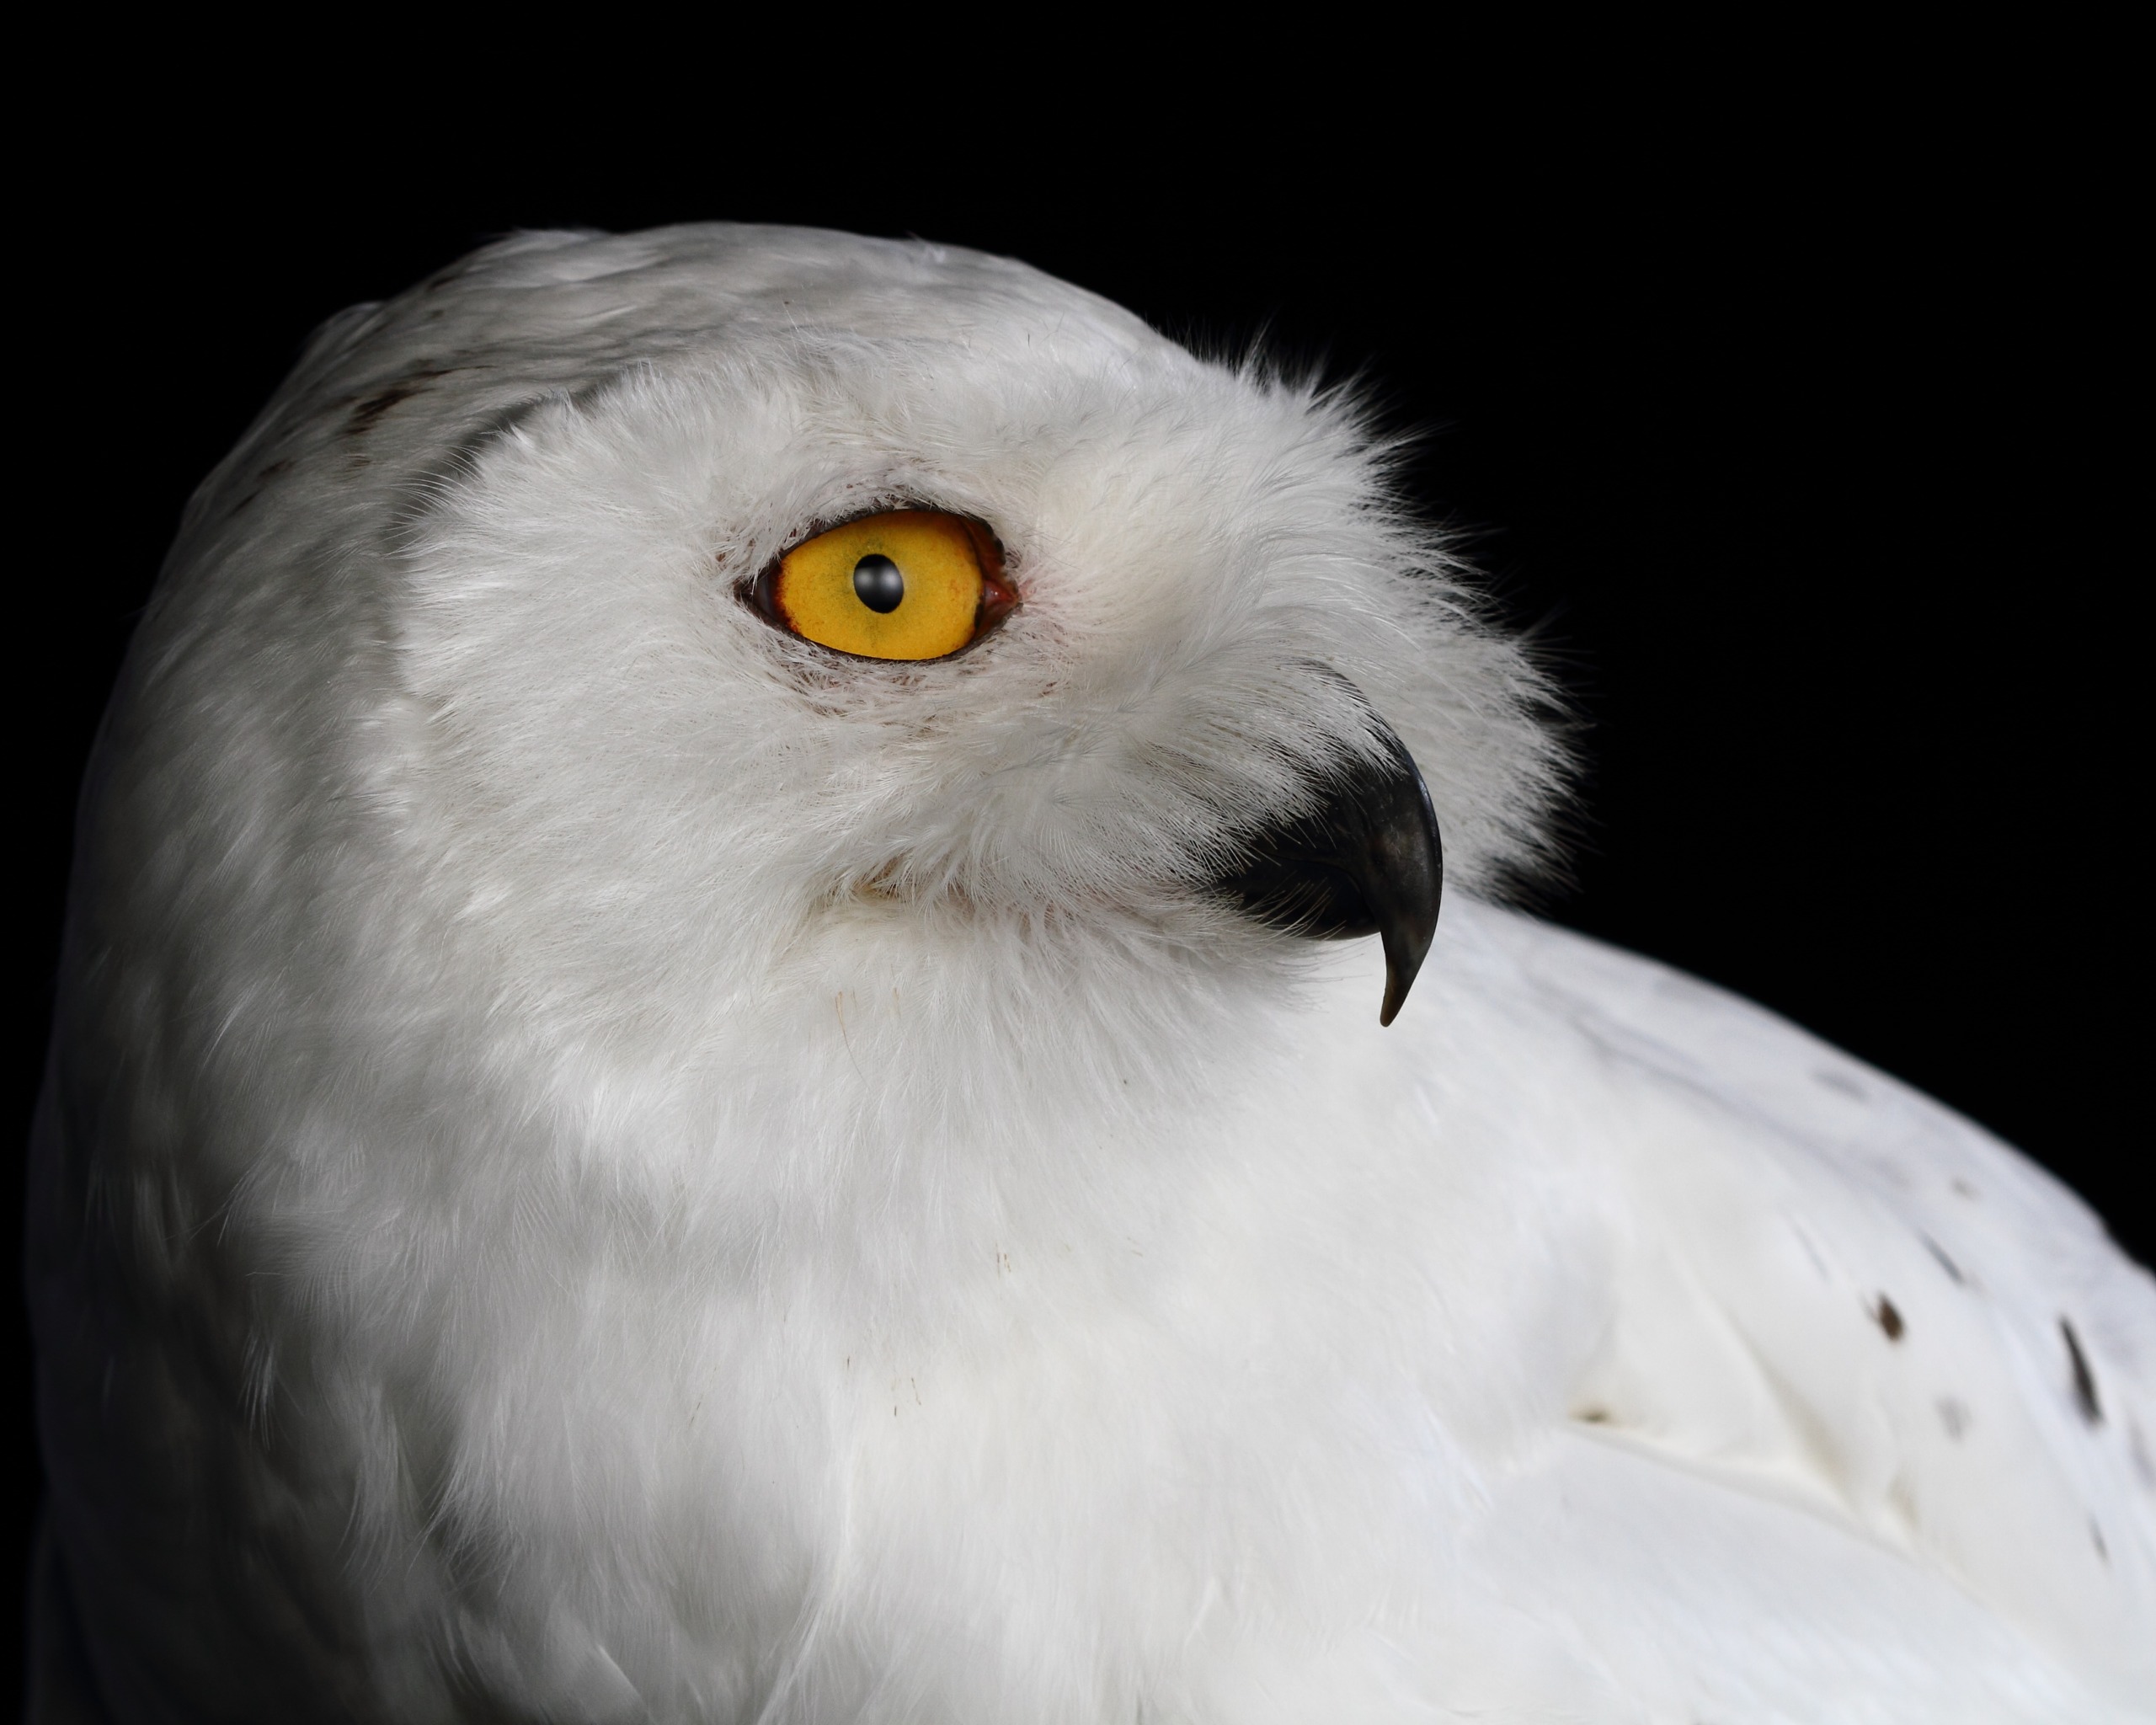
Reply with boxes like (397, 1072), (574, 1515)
(345, 366), (453, 435)
(1871, 1295), (1905, 1341)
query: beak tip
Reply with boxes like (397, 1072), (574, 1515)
(1377, 945), (1422, 1027)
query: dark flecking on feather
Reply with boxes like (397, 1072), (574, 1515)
(2063, 1319), (2105, 1426)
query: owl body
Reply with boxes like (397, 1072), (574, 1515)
(27, 227), (2156, 1721)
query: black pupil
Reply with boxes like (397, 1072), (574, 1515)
(852, 554), (905, 613)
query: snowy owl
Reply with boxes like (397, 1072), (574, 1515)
(24, 224), (2155, 1722)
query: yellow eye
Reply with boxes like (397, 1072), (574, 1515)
(755, 510), (1015, 661)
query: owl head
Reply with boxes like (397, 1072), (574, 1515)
(89, 224), (1563, 1202)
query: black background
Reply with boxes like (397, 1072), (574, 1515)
(9, 77), (2142, 1690)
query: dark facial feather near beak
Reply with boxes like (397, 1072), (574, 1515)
(1211, 717), (1444, 1026)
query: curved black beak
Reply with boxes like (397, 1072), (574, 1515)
(1212, 717), (1444, 1025)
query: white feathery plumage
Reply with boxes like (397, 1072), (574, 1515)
(25, 224), (2155, 1722)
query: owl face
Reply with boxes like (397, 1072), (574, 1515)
(350, 232), (1555, 1036)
